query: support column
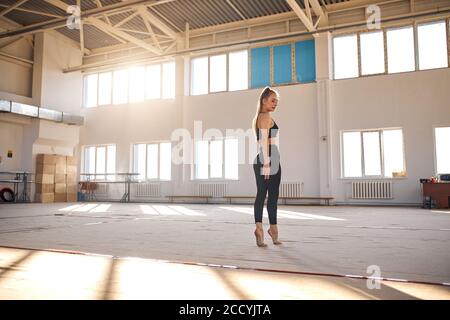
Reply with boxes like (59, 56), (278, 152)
(315, 32), (334, 198)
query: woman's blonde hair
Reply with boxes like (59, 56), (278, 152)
(252, 86), (279, 138)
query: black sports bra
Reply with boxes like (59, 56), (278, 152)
(255, 116), (279, 141)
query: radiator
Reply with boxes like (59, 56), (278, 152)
(352, 181), (393, 199)
(197, 183), (227, 197)
(94, 184), (109, 195)
(134, 183), (161, 197)
(280, 182), (303, 197)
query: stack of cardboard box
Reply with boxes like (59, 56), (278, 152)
(35, 154), (78, 203)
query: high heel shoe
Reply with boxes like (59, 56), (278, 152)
(268, 228), (282, 245)
(254, 230), (267, 247)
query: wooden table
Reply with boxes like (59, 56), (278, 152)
(422, 182), (450, 209)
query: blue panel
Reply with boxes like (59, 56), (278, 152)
(295, 40), (316, 83)
(273, 44), (293, 84)
(250, 47), (270, 88)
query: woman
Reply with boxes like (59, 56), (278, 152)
(252, 87), (282, 247)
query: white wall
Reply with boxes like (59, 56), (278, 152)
(330, 68), (450, 205)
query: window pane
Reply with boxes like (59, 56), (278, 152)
(84, 74), (98, 108)
(435, 127), (450, 174)
(360, 31), (385, 75)
(383, 130), (405, 177)
(113, 69), (129, 104)
(363, 132), (381, 176)
(225, 138), (238, 179)
(160, 142), (171, 180)
(84, 146), (96, 176)
(333, 34), (358, 79)
(418, 21), (448, 70)
(195, 140), (209, 179)
(343, 132), (362, 177)
(191, 56), (208, 95)
(96, 146), (106, 180)
(387, 26), (415, 73)
(129, 66), (145, 103)
(210, 54), (227, 92)
(134, 144), (146, 180)
(229, 50), (248, 91)
(146, 64), (161, 100)
(162, 62), (175, 99)
(147, 144), (158, 179)
(210, 140), (223, 178)
(107, 145), (116, 181)
(98, 72), (112, 106)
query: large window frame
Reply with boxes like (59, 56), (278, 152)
(190, 50), (248, 96)
(81, 144), (116, 181)
(132, 141), (172, 181)
(433, 125), (450, 175)
(193, 137), (239, 181)
(83, 61), (175, 108)
(341, 128), (407, 179)
(332, 18), (450, 80)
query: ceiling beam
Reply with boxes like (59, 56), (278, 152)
(0, 0), (29, 17)
(77, 0), (84, 55)
(137, 6), (161, 50)
(137, 5), (181, 40)
(309, 0), (328, 26)
(86, 16), (163, 55)
(286, 0), (316, 31)
(0, 5), (63, 19)
(226, 0), (247, 20)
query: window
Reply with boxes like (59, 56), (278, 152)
(210, 54), (227, 92)
(250, 47), (271, 88)
(129, 66), (145, 103)
(435, 127), (450, 174)
(133, 142), (172, 180)
(360, 31), (385, 75)
(191, 56), (208, 96)
(229, 50), (248, 91)
(418, 21), (448, 70)
(387, 26), (415, 73)
(98, 72), (112, 106)
(146, 64), (161, 100)
(194, 138), (239, 179)
(295, 40), (316, 83)
(162, 62), (175, 99)
(273, 44), (293, 84)
(82, 145), (116, 180)
(113, 69), (129, 104)
(333, 34), (358, 79)
(342, 129), (405, 178)
(84, 74), (98, 108)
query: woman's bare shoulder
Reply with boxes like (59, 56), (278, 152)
(257, 113), (272, 129)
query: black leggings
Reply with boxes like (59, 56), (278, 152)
(253, 162), (281, 225)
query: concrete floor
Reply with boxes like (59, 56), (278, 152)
(0, 202), (449, 299)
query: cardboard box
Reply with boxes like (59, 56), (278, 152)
(66, 174), (77, 184)
(36, 163), (55, 174)
(54, 193), (67, 202)
(36, 154), (56, 165)
(66, 165), (77, 175)
(55, 174), (66, 184)
(55, 155), (66, 166)
(55, 183), (67, 194)
(35, 183), (54, 193)
(35, 174), (54, 184)
(66, 184), (78, 194)
(67, 193), (77, 202)
(55, 164), (67, 174)
(66, 156), (77, 166)
(35, 193), (54, 203)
